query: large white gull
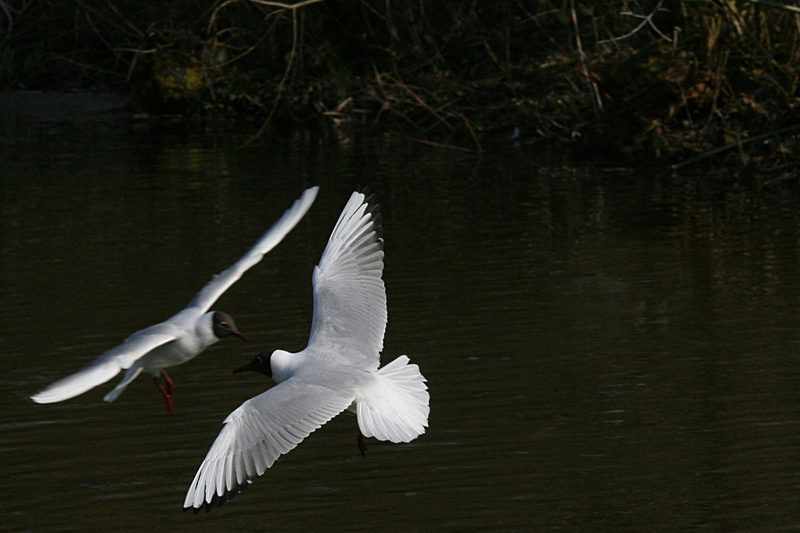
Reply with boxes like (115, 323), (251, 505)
(30, 187), (319, 413)
(184, 190), (429, 512)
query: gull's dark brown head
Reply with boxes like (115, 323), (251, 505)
(212, 311), (248, 341)
(233, 351), (272, 377)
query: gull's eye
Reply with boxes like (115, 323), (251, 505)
(255, 356), (263, 364)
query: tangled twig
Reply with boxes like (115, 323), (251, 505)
(598, 0), (671, 44)
(241, 0), (324, 147)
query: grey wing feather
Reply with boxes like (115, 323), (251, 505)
(189, 186), (318, 314)
(306, 191), (386, 370)
(183, 378), (353, 512)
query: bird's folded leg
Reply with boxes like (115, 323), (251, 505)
(154, 370), (175, 414)
(357, 431), (368, 457)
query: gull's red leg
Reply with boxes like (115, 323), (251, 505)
(154, 370), (175, 414)
(357, 431), (368, 457)
(160, 370), (175, 395)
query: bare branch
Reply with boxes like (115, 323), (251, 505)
(247, 0), (324, 9)
(598, 0), (671, 44)
(241, 5), (305, 147)
(741, 0), (800, 14)
(571, 0), (603, 111)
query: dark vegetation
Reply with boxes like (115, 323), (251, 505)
(2, 1), (800, 170)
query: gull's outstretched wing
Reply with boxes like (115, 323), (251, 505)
(189, 186), (319, 314)
(183, 378), (353, 513)
(306, 191), (385, 370)
(29, 324), (178, 404)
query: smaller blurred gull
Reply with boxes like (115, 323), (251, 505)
(30, 187), (319, 413)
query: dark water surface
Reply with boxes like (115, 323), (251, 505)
(3, 98), (800, 531)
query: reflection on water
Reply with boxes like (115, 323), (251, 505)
(3, 109), (800, 531)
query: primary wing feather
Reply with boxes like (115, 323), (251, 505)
(183, 378), (354, 513)
(29, 327), (177, 404)
(189, 186), (318, 314)
(306, 191), (386, 370)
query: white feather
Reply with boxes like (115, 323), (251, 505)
(184, 191), (429, 513)
(356, 356), (430, 443)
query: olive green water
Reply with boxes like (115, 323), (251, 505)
(2, 99), (800, 531)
